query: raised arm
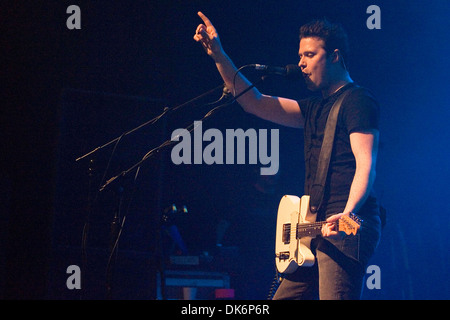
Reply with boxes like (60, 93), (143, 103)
(193, 11), (303, 128)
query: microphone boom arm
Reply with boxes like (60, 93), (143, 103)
(99, 76), (264, 192)
(75, 83), (226, 162)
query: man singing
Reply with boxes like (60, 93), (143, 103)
(194, 11), (382, 300)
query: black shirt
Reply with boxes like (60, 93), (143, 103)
(298, 83), (380, 219)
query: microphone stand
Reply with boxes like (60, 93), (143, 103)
(75, 83), (226, 163)
(105, 176), (124, 300)
(74, 82), (228, 299)
(98, 77), (264, 192)
(77, 70), (266, 299)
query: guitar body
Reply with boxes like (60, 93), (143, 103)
(275, 195), (362, 274)
(275, 195), (316, 274)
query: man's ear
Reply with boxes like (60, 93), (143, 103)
(330, 49), (347, 70)
(331, 49), (340, 63)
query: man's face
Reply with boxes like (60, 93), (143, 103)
(298, 37), (331, 91)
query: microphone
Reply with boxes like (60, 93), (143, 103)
(250, 64), (302, 80)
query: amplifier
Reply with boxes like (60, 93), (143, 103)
(156, 270), (231, 300)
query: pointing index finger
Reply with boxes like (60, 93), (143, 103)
(198, 11), (214, 28)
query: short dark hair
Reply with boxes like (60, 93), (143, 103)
(299, 18), (350, 64)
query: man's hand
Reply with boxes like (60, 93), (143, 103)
(193, 11), (223, 58)
(321, 212), (348, 240)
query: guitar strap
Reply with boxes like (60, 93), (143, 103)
(309, 85), (360, 214)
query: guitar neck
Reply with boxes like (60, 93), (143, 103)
(282, 214), (361, 243)
(296, 213), (362, 239)
(296, 221), (325, 239)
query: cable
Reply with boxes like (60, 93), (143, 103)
(205, 84), (232, 106)
(267, 270), (283, 300)
(232, 64), (254, 98)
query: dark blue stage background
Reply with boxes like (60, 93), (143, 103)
(2, 0), (449, 300)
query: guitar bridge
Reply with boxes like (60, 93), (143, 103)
(276, 251), (290, 260)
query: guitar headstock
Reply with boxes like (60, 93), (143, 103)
(338, 213), (362, 235)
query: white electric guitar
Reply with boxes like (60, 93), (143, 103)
(275, 195), (362, 274)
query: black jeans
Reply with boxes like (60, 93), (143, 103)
(272, 214), (382, 300)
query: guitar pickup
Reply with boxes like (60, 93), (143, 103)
(276, 251), (290, 260)
(282, 223), (291, 244)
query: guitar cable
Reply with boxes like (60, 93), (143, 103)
(267, 269), (283, 300)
